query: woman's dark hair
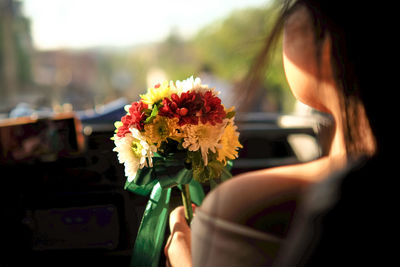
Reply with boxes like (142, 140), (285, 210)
(238, 0), (387, 157)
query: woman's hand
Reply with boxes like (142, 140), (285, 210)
(164, 204), (196, 267)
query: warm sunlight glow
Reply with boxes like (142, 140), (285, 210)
(22, 0), (269, 50)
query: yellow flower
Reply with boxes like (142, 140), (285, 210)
(182, 121), (226, 166)
(144, 117), (181, 147)
(217, 120), (242, 165)
(111, 121), (123, 139)
(140, 81), (172, 106)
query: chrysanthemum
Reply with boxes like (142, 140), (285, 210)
(175, 76), (212, 95)
(140, 81), (173, 106)
(182, 121), (226, 165)
(144, 116), (181, 147)
(113, 128), (156, 182)
(216, 119), (242, 165)
(116, 101), (148, 137)
(159, 91), (203, 126)
(198, 90), (226, 125)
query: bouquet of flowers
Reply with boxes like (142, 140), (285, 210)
(112, 76), (242, 266)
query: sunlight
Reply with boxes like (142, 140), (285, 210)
(21, 0), (269, 50)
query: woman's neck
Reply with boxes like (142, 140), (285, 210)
(327, 96), (376, 166)
(326, 106), (348, 170)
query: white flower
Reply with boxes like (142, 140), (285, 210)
(113, 128), (157, 182)
(174, 76), (214, 95)
(182, 120), (227, 165)
(124, 104), (131, 113)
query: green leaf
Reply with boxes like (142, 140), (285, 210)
(226, 110), (236, 119)
(144, 105), (159, 124)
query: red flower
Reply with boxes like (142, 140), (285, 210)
(159, 92), (202, 126)
(117, 101), (148, 137)
(158, 91), (226, 126)
(198, 91), (226, 125)
(116, 124), (130, 138)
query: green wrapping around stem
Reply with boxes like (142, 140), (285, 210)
(181, 183), (193, 224)
(124, 153), (233, 267)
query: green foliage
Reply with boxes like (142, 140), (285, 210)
(192, 7), (272, 80)
(206, 6), (294, 111)
(144, 104), (159, 124)
(226, 109), (236, 119)
(187, 150), (225, 183)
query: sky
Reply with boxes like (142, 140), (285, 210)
(21, 0), (270, 50)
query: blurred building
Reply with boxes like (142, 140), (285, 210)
(32, 50), (99, 110)
(0, 0), (114, 113)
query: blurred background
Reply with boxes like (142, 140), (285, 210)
(0, 0), (295, 114)
(0, 0), (333, 266)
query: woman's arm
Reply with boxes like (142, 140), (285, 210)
(164, 159), (328, 266)
(164, 205), (194, 267)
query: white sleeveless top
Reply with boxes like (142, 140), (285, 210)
(191, 208), (283, 267)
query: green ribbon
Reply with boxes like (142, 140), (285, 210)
(129, 182), (171, 267)
(124, 153), (232, 267)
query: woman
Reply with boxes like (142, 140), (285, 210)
(164, 0), (389, 266)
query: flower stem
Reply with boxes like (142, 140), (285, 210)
(181, 183), (193, 224)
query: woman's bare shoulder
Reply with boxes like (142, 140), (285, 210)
(200, 159), (332, 236)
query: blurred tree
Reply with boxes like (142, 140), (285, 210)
(191, 2), (295, 112)
(0, 0), (33, 111)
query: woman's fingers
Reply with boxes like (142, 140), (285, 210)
(192, 203), (197, 214)
(169, 206), (187, 233)
(164, 205), (194, 267)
